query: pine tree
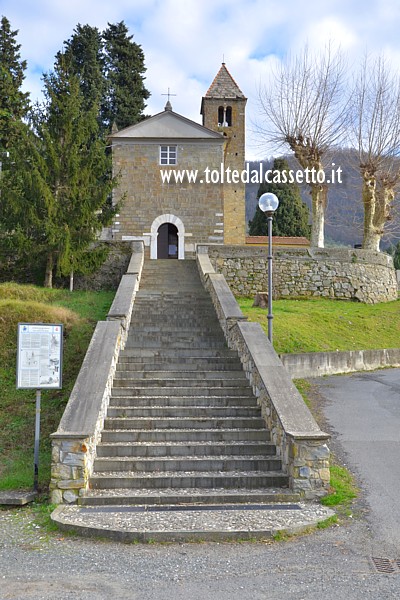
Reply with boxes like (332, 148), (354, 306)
(0, 16), (29, 151)
(102, 21), (150, 131)
(249, 158), (311, 238)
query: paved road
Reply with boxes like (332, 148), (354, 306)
(314, 368), (400, 557)
(1, 368), (400, 599)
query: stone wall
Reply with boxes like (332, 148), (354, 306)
(74, 242), (133, 291)
(197, 253), (330, 499)
(50, 243), (144, 504)
(202, 96), (247, 245)
(203, 245), (397, 304)
(281, 348), (400, 379)
(112, 140), (225, 248)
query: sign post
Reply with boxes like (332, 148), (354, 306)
(17, 323), (63, 492)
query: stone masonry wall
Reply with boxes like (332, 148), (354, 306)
(196, 253), (330, 499)
(205, 245), (397, 304)
(112, 141), (225, 246)
(202, 97), (247, 245)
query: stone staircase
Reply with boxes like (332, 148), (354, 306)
(80, 259), (298, 507)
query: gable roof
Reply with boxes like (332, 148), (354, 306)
(109, 107), (224, 141)
(204, 63), (246, 99)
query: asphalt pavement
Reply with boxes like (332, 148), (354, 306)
(314, 367), (400, 557)
(1, 367), (400, 599)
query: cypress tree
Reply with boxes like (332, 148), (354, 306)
(62, 24), (106, 124)
(102, 21), (150, 131)
(1, 54), (117, 287)
(0, 16), (29, 151)
(249, 157), (311, 238)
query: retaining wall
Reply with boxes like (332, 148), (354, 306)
(50, 242), (144, 504)
(281, 348), (400, 379)
(201, 245), (397, 304)
(197, 252), (330, 500)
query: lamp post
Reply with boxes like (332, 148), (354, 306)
(258, 192), (279, 343)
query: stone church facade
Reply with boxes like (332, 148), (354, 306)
(109, 63), (247, 259)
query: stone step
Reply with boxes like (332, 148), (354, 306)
(132, 305), (214, 313)
(89, 471), (289, 490)
(108, 396), (257, 408)
(83, 258), (285, 513)
(110, 386), (254, 397)
(106, 406), (261, 418)
(132, 304), (216, 312)
(113, 370), (246, 381)
(129, 321), (221, 329)
(129, 320), (221, 328)
(79, 487), (299, 506)
(123, 340), (228, 349)
(127, 326), (222, 334)
(100, 428), (270, 443)
(93, 456), (282, 473)
(124, 336), (227, 346)
(118, 349), (238, 359)
(133, 295), (214, 302)
(104, 417), (266, 430)
(95, 441), (276, 458)
(115, 361), (243, 372)
(112, 377), (249, 388)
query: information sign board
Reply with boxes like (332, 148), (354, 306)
(17, 323), (63, 389)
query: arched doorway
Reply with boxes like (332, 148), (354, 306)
(157, 223), (178, 259)
(150, 214), (185, 259)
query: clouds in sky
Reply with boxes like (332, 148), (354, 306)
(2, 0), (400, 158)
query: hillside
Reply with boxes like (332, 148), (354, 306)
(245, 149), (400, 249)
(0, 284), (114, 491)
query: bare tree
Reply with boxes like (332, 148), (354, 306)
(351, 55), (400, 251)
(258, 45), (348, 247)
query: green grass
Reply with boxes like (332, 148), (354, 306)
(321, 464), (358, 508)
(0, 284), (114, 492)
(238, 296), (400, 354)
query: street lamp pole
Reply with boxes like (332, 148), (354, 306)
(258, 192), (280, 344)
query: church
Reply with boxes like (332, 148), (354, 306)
(109, 63), (247, 259)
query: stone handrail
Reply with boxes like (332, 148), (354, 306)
(197, 250), (330, 499)
(50, 242), (144, 504)
(107, 274), (138, 334)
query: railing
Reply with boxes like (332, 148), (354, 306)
(50, 242), (144, 504)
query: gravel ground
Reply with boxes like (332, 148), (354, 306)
(1, 505), (400, 600)
(2, 371), (400, 599)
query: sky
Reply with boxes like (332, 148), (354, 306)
(2, 0), (400, 159)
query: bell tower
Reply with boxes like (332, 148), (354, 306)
(201, 63), (247, 244)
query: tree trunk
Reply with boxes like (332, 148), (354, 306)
(310, 183), (327, 248)
(253, 292), (269, 308)
(44, 252), (54, 288)
(362, 172), (394, 252)
(362, 172), (377, 249)
(292, 148), (326, 249)
(69, 270), (74, 292)
(362, 228), (381, 251)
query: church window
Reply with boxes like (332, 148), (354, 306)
(218, 106), (232, 127)
(160, 145), (177, 165)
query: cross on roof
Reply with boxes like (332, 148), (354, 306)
(161, 88), (177, 102)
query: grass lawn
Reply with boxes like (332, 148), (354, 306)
(238, 297), (400, 355)
(0, 283), (114, 492)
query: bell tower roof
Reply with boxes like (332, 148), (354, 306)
(204, 63), (246, 100)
